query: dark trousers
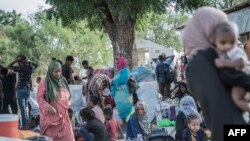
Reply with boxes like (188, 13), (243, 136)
(159, 82), (171, 98)
(0, 96), (18, 114)
(78, 128), (94, 141)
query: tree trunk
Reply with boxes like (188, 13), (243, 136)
(103, 19), (138, 71)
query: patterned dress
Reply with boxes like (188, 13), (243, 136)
(37, 79), (74, 141)
(84, 73), (111, 107)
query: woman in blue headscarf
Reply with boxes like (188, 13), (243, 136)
(175, 96), (204, 141)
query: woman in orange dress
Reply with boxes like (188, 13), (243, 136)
(37, 60), (74, 141)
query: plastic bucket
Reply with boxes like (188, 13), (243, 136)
(0, 114), (19, 138)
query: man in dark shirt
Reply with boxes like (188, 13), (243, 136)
(0, 68), (17, 114)
(82, 60), (94, 80)
(156, 55), (171, 98)
(8, 55), (38, 128)
(62, 55), (74, 84)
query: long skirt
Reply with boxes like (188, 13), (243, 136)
(114, 85), (133, 121)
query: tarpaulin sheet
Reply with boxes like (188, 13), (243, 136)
(132, 67), (156, 83)
(136, 81), (159, 122)
(69, 85), (86, 112)
(28, 89), (39, 117)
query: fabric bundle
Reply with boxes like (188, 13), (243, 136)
(93, 68), (114, 79)
(85, 73), (111, 100)
(132, 67), (156, 83)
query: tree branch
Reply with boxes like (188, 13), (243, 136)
(93, 0), (114, 24)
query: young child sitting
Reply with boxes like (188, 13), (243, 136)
(88, 95), (105, 123)
(181, 114), (207, 141)
(103, 106), (124, 141)
(213, 22), (250, 112)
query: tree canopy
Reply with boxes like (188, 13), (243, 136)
(45, 0), (211, 69)
(0, 10), (112, 75)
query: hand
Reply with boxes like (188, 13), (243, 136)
(215, 58), (225, 68)
(170, 95), (175, 99)
(235, 59), (244, 69)
(151, 124), (157, 131)
(48, 106), (57, 114)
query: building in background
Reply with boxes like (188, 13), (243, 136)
(135, 37), (180, 66)
(224, 0), (250, 42)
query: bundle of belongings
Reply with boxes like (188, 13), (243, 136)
(131, 67), (156, 83)
(93, 67), (114, 79)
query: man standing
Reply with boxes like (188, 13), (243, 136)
(8, 55), (38, 128)
(62, 55), (74, 84)
(0, 68), (17, 114)
(82, 60), (94, 80)
(156, 55), (171, 98)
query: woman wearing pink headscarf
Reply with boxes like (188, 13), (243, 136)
(111, 56), (133, 122)
(183, 7), (250, 141)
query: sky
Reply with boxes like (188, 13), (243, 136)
(0, 0), (50, 15)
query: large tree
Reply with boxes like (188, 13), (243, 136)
(45, 0), (209, 69)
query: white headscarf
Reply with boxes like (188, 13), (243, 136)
(135, 101), (151, 135)
(180, 96), (201, 121)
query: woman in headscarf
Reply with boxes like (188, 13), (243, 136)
(37, 60), (74, 141)
(111, 56), (133, 122)
(182, 7), (250, 141)
(84, 73), (111, 108)
(126, 101), (151, 140)
(175, 96), (204, 141)
(171, 82), (189, 100)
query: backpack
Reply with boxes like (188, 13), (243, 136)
(127, 77), (140, 105)
(127, 77), (139, 94)
(164, 65), (176, 83)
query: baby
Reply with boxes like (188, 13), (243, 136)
(213, 22), (250, 112)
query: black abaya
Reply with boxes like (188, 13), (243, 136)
(186, 48), (249, 141)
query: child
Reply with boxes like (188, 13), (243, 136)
(76, 108), (110, 141)
(181, 114), (207, 141)
(103, 106), (124, 141)
(89, 95), (105, 123)
(213, 22), (250, 112)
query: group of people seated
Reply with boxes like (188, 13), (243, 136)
(0, 51), (210, 141)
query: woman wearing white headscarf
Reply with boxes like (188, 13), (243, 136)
(175, 96), (203, 141)
(126, 101), (151, 140)
(182, 7), (250, 141)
